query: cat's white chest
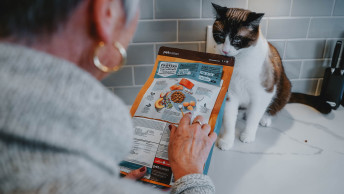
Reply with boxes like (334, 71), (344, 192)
(229, 69), (254, 106)
(228, 55), (265, 106)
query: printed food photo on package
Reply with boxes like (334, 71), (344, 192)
(119, 47), (235, 189)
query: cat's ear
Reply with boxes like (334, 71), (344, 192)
(212, 3), (227, 19)
(245, 12), (264, 27)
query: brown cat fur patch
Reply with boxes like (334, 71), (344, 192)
(263, 43), (291, 115)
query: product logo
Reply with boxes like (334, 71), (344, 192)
(163, 51), (179, 56)
(157, 62), (178, 77)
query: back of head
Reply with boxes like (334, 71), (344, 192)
(0, 0), (139, 39)
(0, 0), (84, 38)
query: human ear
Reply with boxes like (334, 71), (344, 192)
(92, 0), (125, 43)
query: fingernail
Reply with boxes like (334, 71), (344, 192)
(168, 125), (172, 130)
(140, 166), (146, 172)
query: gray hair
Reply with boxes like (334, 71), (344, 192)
(0, 0), (139, 38)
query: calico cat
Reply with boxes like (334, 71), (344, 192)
(212, 3), (291, 150)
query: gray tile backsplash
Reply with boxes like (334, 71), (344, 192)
(266, 18), (309, 39)
(291, 79), (319, 95)
(283, 61), (302, 79)
(113, 87), (142, 105)
(134, 66), (154, 85)
(202, 0), (248, 18)
(126, 44), (154, 65)
(156, 0), (200, 19)
(269, 41), (285, 57)
(103, 0), (344, 104)
(333, 0), (344, 16)
(300, 60), (331, 78)
(101, 67), (133, 87)
(260, 19), (268, 37)
(133, 21), (177, 42)
(178, 20), (214, 42)
(200, 43), (206, 52)
(248, 0), (292, 16)
(139, 0), (153, 19)
(291, 0), (334, 16)
(308, 18), (344, 38)
(285, 40), (326, 59)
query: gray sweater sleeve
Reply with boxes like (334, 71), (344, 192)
(55, 173), (215, 194)
(107, 174), (215, 194)
(112, 173), (215, 194)
(32, 169), (215, 194)
(171, 174), (216, 194)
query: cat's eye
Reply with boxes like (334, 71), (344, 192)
(213, 33), (226, 43)
(233, 36), (241, 43)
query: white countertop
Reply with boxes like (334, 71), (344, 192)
(208, 104), (344, 194)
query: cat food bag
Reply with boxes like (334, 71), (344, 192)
(120, 47), (234, 188)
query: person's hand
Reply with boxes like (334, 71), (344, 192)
(168, 113), (217, 181)
(125, 166), (146, 180)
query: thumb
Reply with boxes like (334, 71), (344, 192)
(125, 166), (146, 180)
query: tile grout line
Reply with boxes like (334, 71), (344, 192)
(200, 0), (203, 18)
(153, 44), (157, 61)
(331, 0), (336, 16)
(268, 38), (337, 41)
(298, 60), (304, 79)
(132, 41), (207, 45)
(264, 19), (269, 38)
(138, 15), (344, 21)
(283, 40), (287, 59)
(177, 16), (344, 21)
(139, 18), (222, 22)
(284, 58), (332, 61)
(322, 39), (329, 58)
(131, 66), (136, 86)
(153, 0), (156, 19)
(282, 58), (332, 62)
(130, 41), (207, 46)
(290, 78), (321, 81)
(176, 20), (179, 42)
(131, 38), (340, 46)
(289, 0), (293, 16)
(306, 17), (312, 39)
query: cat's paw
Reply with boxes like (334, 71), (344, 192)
(217, 137), (234, 150)
(239, 132), (256, 143)
(259, 115), (272, 127)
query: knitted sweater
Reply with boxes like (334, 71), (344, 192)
(0, 43), (215, 194)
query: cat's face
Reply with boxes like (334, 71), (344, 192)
(212, 4), (264, 56)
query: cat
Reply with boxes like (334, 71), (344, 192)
(211, 3), (292, 150)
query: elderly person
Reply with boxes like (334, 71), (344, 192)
(0, 0), (217, 193)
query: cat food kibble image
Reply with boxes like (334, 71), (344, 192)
(171, 91), (185, 103)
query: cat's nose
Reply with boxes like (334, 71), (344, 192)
(222, 50), (228, 55)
